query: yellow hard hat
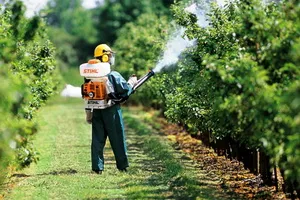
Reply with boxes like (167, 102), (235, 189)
(94, 44), (114, 63)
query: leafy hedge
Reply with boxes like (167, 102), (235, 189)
(165, 0), (300, 183)
(0, 1), (59, 184)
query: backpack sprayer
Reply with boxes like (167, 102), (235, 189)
(80, 59), (155, 109)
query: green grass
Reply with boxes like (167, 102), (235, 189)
(2, 97), (234, 200)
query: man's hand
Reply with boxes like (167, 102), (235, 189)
(85, 110), (93, 124)
(127, 75), (138, 88)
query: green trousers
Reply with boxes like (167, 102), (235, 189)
(91, 105), (128, 171)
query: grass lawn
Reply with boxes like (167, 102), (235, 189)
(2, 97), (234, 200)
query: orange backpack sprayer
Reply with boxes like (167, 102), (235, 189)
(79, 58), (155, 109)
(79, 59), (115, 109)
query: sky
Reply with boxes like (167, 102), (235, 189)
(21, 0), (99, 17)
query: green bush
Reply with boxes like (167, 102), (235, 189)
(0, 1), (59, 184)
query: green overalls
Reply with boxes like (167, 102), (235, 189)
(91, 71), (132, 171)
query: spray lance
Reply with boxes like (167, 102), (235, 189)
(110, 69), (155, 104)
(131, 69), (155, 93)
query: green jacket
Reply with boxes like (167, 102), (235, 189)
(107, 71), (132, 103)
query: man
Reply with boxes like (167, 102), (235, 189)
(84, 44), (137, 174)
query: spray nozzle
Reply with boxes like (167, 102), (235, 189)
(148, 69), (155, 76)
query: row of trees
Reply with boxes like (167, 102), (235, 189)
(168, 0), (300, 187)
(0, 1), (59, 184)
(168, 0), (300, 194)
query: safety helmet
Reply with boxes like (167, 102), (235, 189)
(94, 44), (115, 65)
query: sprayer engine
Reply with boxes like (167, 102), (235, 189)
(81, 80), (107, 100)
(79, 59), (114, 109)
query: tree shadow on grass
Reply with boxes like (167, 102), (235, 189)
(12, 168), (78, 178)
(124, 159), (236, 200)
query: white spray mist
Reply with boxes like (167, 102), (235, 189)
(153, 28), (194, 73)
(153, 0), (227, 73)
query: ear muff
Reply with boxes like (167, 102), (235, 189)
(102, 54), (109, 62)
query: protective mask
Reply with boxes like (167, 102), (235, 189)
(110, 54), (115, 66)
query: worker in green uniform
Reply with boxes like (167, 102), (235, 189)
(85, 44), (137, 174)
